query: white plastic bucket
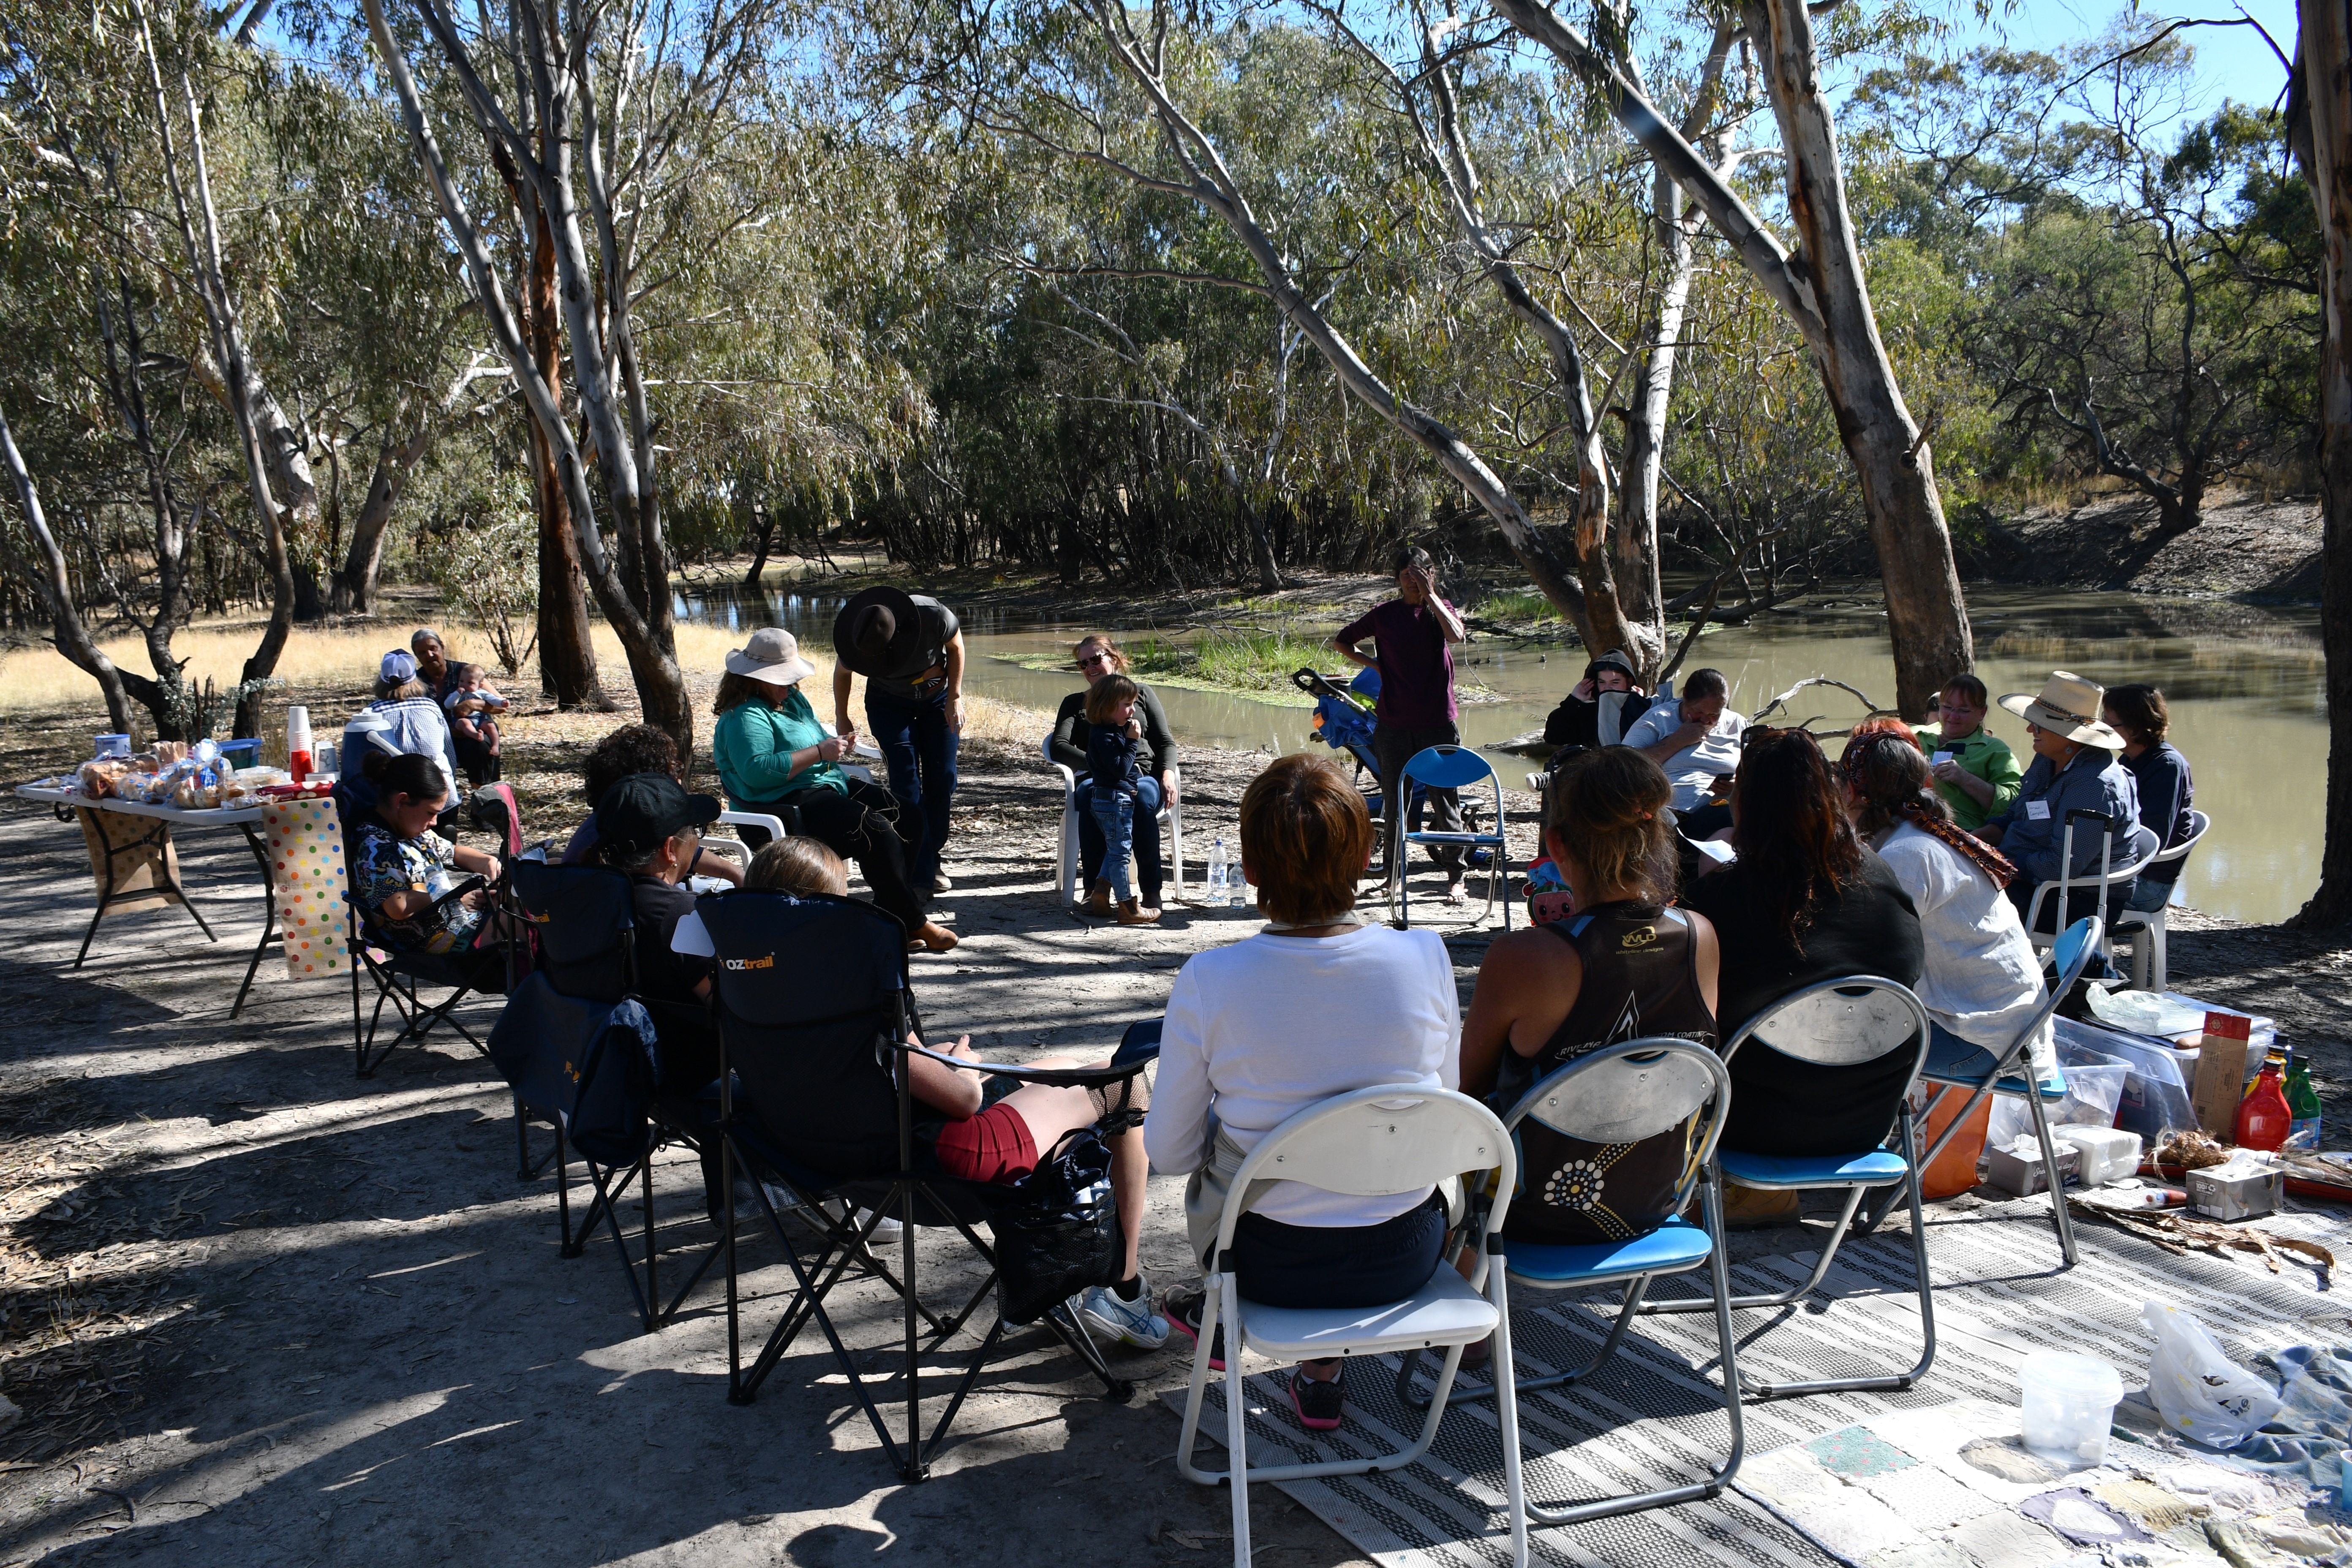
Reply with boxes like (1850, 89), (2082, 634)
(2020, 1351), (2123, 1468)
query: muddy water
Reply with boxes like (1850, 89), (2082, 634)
(675, 585), (2325, 925)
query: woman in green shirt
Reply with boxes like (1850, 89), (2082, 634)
(1913, 673), (2023, 833)
(711, 628), (957, 952)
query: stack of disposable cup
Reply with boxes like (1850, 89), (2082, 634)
(286, 705), (313, 758)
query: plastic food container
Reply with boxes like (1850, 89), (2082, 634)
(94, 734), (130, 759)
(2020, 1351), (2123, 1468)
(2055, 1127), (2142, 1187)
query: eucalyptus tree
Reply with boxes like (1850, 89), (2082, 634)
(1489, 0), (1971, 714)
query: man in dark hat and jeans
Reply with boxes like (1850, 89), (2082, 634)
(833, 588), (964, 896)
(1334, 546), (1470, 904)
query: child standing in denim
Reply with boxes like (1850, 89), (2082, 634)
(1086, 675), (1162, 924)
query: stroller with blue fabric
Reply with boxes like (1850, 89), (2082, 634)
(1292, 665), (1492, 874)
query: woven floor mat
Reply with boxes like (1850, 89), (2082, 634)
(1157, 1198), (2347, 1568)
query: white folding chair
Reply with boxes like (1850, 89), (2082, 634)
(1396, 1039), (1742, 1527)
(1644, 976), (1938, 1399)
(1174, 1086), (1524, 1568)
(2022, 812), (2159, 975)
(2113, 809), (2208, 994)
(1043, 734), (1183, 904)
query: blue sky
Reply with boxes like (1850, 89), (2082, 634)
(1958, 1), (2299, 117)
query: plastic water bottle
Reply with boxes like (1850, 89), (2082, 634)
(1227, 858), (1246, 907)
(1207, 839), (1229, 905)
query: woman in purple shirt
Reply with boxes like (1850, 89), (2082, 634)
(1332, 547), (1470, 902)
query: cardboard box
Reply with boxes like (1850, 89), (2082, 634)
(2186, 1163), (2282, 1221)
(1987, 1140), (2078, 1197)
(2189, 1012), (2253, 1138)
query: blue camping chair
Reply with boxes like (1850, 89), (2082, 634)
(1393, 744), (1512, 929)
(1913, 916), (2101, 1270)
(487, 860), (729, 1332)
(1396, 1038), (1743, 1530)
(697, 890), (1156, 1482)
(1643, 975), (1936, 1399)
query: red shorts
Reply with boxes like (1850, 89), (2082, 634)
(932, 1102), (1039, 1184)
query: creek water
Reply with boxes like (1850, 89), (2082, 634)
(674, 584), (2325, 926)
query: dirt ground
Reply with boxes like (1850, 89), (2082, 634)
(0, 695), (2343, 1564)
(1960, 490), (2324, 600)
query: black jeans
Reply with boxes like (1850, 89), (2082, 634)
(1075, 777), (1165, 904)
(1225, 1192), (1448, 1309)
(1374, 721), (1464, 879)
(751, 780), (927, 932)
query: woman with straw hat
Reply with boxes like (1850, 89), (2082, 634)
(1974, 670), (2142, 931)
(710, 627), (958, 953)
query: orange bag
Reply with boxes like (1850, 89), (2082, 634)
(1916, 1091), (1993, 1200)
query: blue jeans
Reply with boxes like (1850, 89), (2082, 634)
(1089, 777), (1162, 902)
(864, 686), (958, 887)
(2122, 876), (2174, 914)
(1075, 776), (1165, 903)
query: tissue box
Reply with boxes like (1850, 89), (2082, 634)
(2186, 1162), (2282, 1221)
(2055, 1126), (2142, 1187)
(1987, 1140), (2079, 1197)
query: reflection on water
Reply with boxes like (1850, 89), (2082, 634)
(674, 585), (2325, 925)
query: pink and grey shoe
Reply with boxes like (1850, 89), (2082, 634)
(1165, 1286), (1225, 1372)
(1289, 1364), (1345, 1432)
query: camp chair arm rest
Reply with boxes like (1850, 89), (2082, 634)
(896, 1041), (1153, 1087)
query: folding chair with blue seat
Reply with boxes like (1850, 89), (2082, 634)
(1391, 744), (1512, 929)
(1642, 976), (1938, 1399)
(489, 860), (728, 1332)
(698, 889), (1155, 1481)
(1912, 916), (2102, 1269)
(1175, 1086), (1527, 1568)
(1393, 1039), (1743, 1527)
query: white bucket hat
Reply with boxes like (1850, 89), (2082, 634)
(1998, 670), (2125, 749)
(725, 627), (816, 686)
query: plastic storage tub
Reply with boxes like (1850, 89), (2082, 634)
(2020, 1351), (2123, 1468)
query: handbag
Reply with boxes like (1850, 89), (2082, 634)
(985, 1125), (1122, 1324)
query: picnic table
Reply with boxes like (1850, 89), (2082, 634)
(14, 784), (283, 1019)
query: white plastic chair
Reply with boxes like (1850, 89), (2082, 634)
(2022, 813), (2160, 974)
(1044, 735), (1183, 904)
(2112, 809), (2209, 994)
(1173, 1086), (1524, 1568)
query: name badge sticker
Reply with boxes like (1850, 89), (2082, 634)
(1931, 751), (1954, 767)
(2025, 800), (2052, 821)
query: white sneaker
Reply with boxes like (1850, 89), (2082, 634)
(855, 1206), (904, 1243)
(1078, 1272), (1170, 1349)
(930, 871), (953, 893)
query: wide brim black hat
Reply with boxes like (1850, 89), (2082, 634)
(832, 585), (923, 678)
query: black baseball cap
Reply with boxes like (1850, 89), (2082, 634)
(596, 772), (721, 855)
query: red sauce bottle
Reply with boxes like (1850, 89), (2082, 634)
(2235, 1059), (2292, 1152)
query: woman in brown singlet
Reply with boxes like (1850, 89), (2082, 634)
(1460, 748), (1720, 1245)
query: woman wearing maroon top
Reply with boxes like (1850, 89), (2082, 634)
(1334, 547), (1469, 902)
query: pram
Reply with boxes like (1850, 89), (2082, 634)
(1291, 666), (1492, 873)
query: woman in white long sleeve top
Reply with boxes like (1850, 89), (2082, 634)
(1840, 730), (2053, 1073)
(1143, 754), (1459, 1435)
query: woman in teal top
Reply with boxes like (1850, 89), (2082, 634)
(711, 628), (956, 952)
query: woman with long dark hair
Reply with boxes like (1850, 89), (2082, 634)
(1680, 729), (1924, 1164)
(1460, 747), (1718, 1247)
(1840, 731), (2050, 1076)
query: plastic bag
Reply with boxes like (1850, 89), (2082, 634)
(2140, 1300), (2284, 1450)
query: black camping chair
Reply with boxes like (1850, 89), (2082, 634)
(699, 889), (1155, 1482)
(347, 874), (511, 1078)
(489, 860), (730, 1333)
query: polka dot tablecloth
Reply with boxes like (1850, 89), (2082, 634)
(261, 796), (349, 980)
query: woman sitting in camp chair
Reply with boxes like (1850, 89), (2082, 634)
(760, 837), (1170, 1353)
(351, 753), (504, 958)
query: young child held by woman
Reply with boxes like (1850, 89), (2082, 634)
(1084, 674), (1161, 925)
